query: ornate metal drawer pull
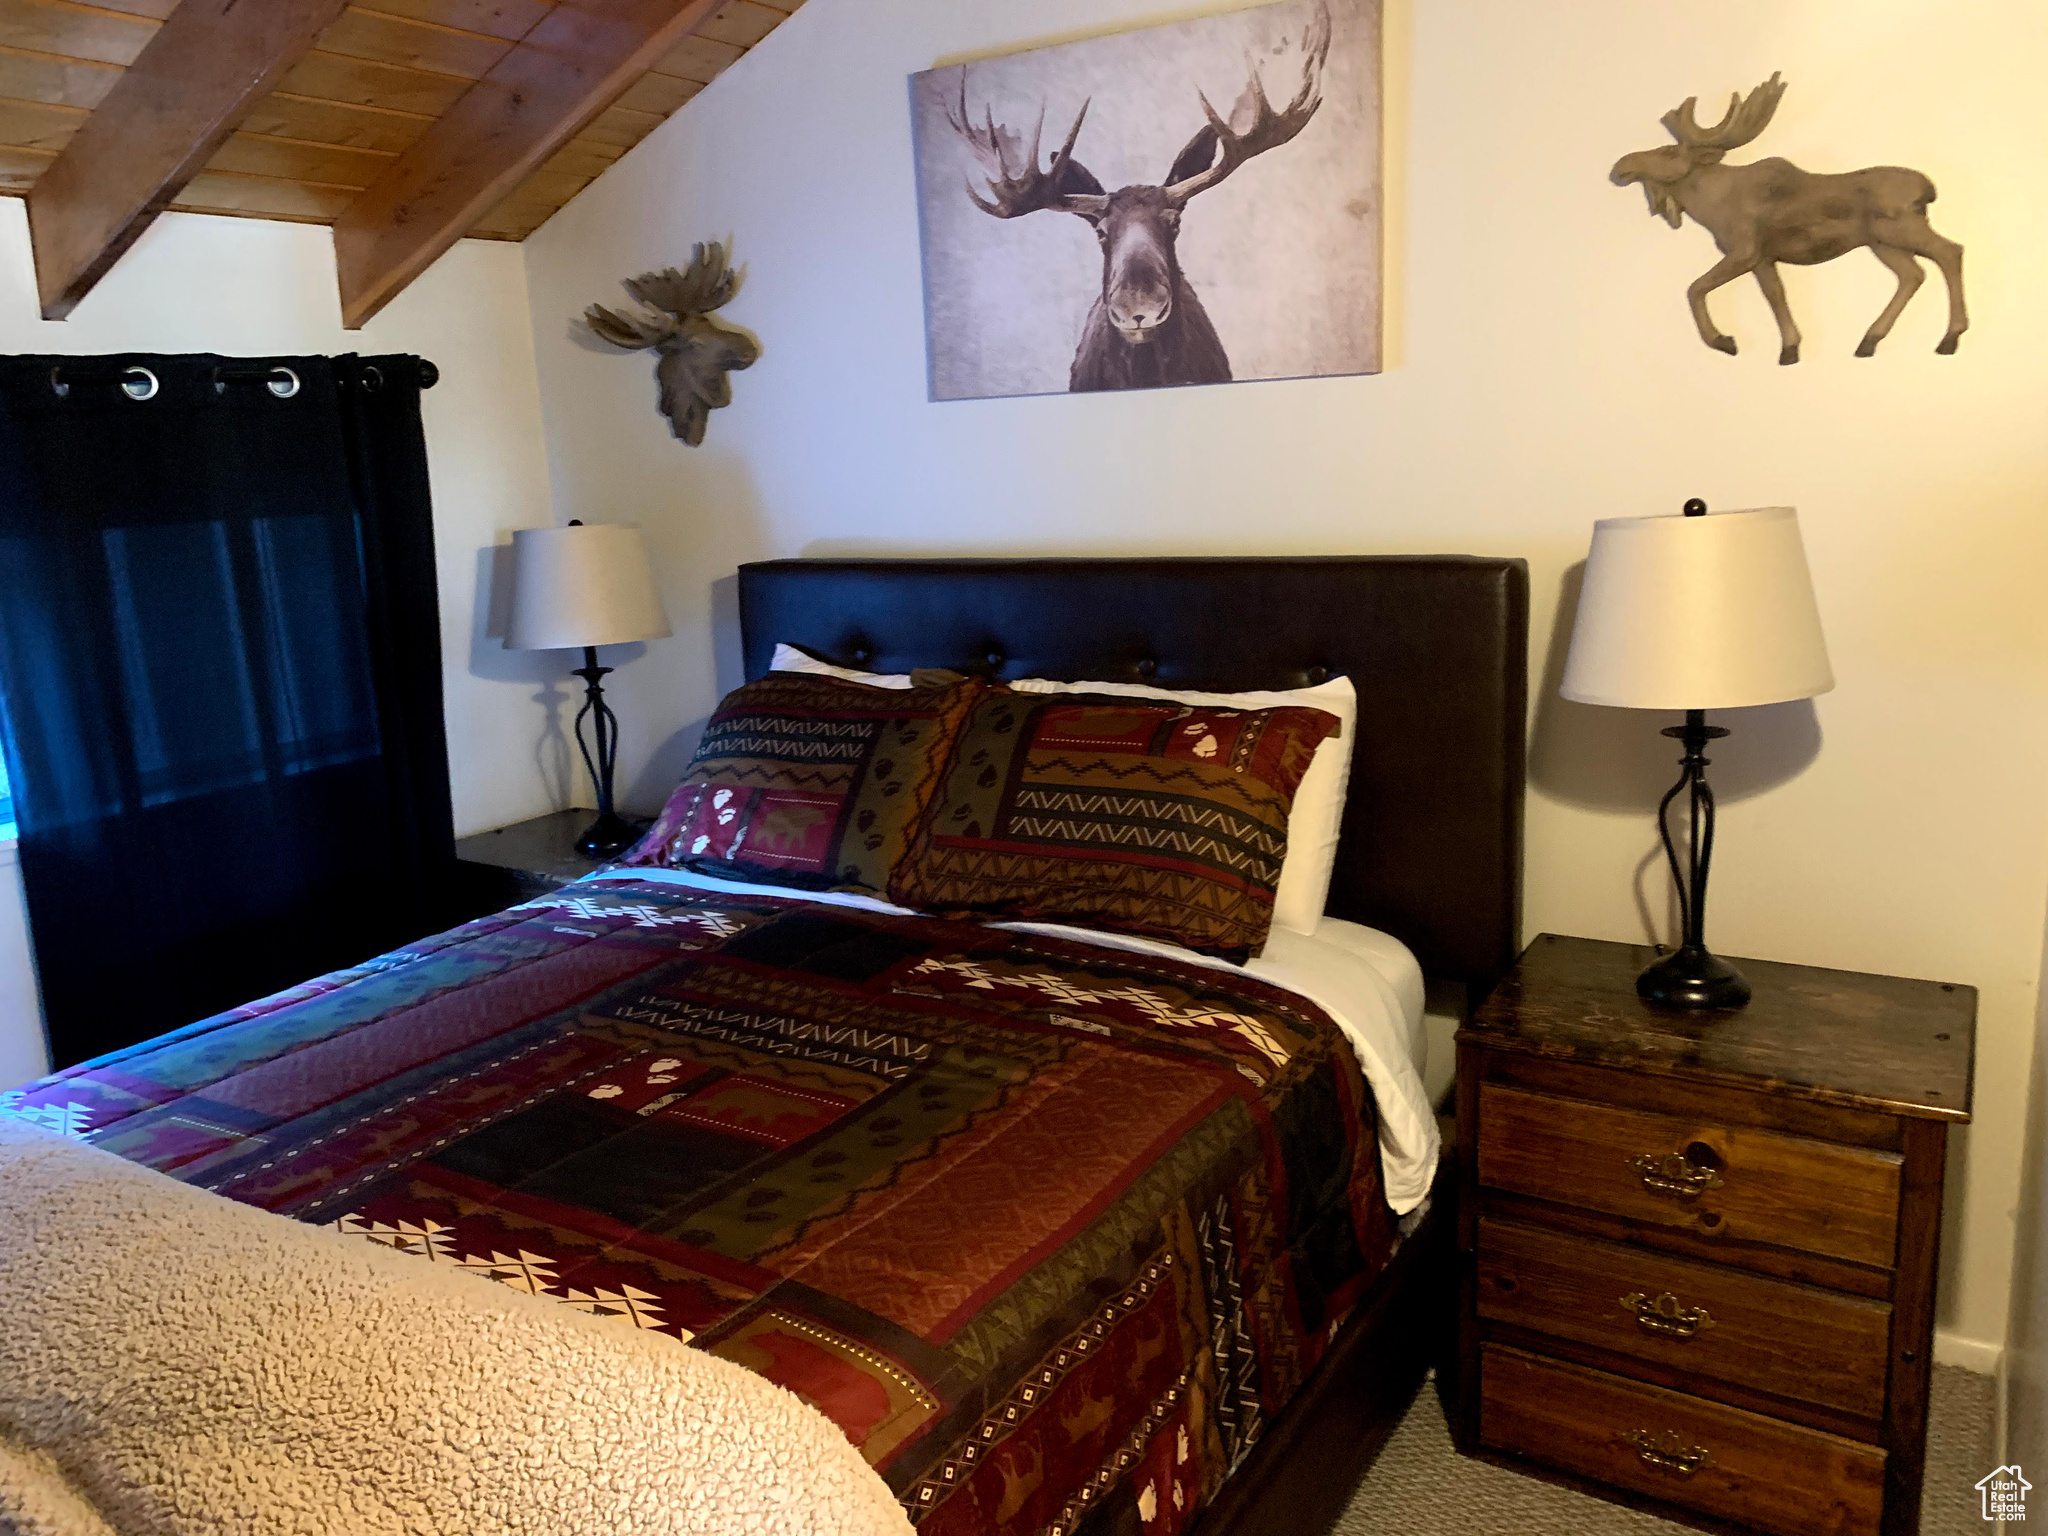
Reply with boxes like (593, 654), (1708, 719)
(1626, 1150), (1724, 1198)
(1621, 1290), (1715, 1338)
(1624, 1428), (1712, 1476)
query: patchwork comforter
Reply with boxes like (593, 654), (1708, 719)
(0, 1115), (910, 1536)
(5, 879), (1402, 1536)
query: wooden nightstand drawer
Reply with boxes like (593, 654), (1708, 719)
(1476, 1083), (1902, 1269)
(1481, 1345), (1887, 1536)
(1476, 1218), (1891, 1419)
(1458, 936), (1974, 1536)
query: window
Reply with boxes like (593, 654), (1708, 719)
(0, 754), (11, 840)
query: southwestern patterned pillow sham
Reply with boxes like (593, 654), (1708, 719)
(892, 690), (1341, 958)
(621, 672), (984, 895)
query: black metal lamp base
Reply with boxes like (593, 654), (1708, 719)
(1643, 698), (1752, 1013)
(570, 634), (640, 861)
(575, 809), (641, 860)
(1638, 944), (1752, 1011)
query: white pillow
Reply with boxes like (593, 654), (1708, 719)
(770, 642), (914, 688)
(1007, 674), (1356, 937)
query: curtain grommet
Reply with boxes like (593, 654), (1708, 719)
(359, 365), (383, 395)
(47, 368), (68, 399)
(267, 368), (301, 400)
(120, 367), (159, 402)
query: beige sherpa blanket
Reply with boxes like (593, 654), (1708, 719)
(0, 1117), (911, 1536)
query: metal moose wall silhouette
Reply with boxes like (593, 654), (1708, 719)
(1610, 74), (1966, 364)
(584, 242), (761, 444)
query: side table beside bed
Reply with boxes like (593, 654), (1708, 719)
(1455, 932), (1976, 1536)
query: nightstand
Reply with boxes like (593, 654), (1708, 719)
(1455, 934), (1975, 1536)
(454, 810), (623, 903)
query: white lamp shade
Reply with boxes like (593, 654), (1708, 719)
(1560, 506), (1833, 711)
(504, 523), (672, 651)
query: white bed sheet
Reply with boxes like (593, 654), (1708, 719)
(575, 867), (1441, 1214)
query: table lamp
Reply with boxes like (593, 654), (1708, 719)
(1560, 499), (1833, 1009)
(505, 520), (672, 858)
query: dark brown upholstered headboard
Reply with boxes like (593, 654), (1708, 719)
(737, 557), (1528, 992)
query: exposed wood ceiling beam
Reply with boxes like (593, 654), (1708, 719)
(333, 0), (723, 329)
(25, 0), (353, 321)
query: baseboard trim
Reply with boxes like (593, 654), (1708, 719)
(1935, 1329), (2005, 1375)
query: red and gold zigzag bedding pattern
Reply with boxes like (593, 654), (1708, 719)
(895, 692), (1340, 960)
(623, 673), (987, 896)
(4, 881), (1398, 1536)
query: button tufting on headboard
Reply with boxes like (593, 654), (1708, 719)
(1307, 664), (1329, 685)
(1136, 658), (1158, 678)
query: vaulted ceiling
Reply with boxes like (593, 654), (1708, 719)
(0, 0), (800, 323)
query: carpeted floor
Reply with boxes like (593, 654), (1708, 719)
(1332, 1366), (1997, 1534)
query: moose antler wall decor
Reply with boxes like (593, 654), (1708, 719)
(1611, 73), (1966, 363)
(942, 0), (1332, 393)
(584, 241), (760, 444)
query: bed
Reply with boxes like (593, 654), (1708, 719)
(0, 556), (1527, 1536)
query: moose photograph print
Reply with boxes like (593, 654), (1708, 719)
(910, 0), (1382, 402)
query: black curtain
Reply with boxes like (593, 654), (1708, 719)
(0, 353), (458, 1068)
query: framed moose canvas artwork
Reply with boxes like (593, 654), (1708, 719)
(910, 0), (1381, 402)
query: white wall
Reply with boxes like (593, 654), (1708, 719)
(2009, 926), (2048, 1463)
(522, 0), (2048, 1358)
(0, 844), (44, 1088)
(0, 203), (567, 1084)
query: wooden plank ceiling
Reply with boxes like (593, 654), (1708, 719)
(0, 0), (798, 245)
